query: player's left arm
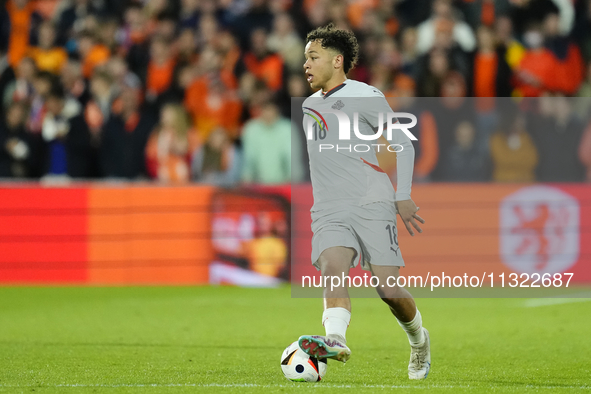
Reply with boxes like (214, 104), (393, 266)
(361, 90), (425, 236)
(396, 199), (424, 236)
(391, 121), (425, 236)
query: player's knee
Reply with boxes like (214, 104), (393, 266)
(318, 247), (355, 277)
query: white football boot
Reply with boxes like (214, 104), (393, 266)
(408, 327), (431, 379)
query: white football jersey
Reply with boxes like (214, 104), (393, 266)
(302, 79), (414, 212)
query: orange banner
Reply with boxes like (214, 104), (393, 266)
(0, 184), (214, 284)
(87, 185), (215, 284)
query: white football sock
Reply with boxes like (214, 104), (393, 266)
(322, 307), (351, 344)
(397, 309), (425, 347)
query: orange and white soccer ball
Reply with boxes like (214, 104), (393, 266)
(280, 341), (327, 382)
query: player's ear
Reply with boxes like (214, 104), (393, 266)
(333, 53), (344, 70)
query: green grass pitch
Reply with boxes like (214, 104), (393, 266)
(0, 286), (590, 393)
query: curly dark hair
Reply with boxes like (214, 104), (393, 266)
(306, 23), (359, 74)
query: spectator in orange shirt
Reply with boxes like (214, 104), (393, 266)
(542, 12), (584, 95)
(145, 36), (177, 109)
(472, 25), (512, 99)
(184, 47), (242, 141)
(514, 21), (583, 97)
(145, 103), (199, 183)
(242, 28), (284, 92)
(77, 31), (111, 79)
(28, 22), (68, 75)
(514, 27), (557, 97)
(0, 0), (43, 68)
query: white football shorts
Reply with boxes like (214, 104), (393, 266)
(311, 201), (405, 270)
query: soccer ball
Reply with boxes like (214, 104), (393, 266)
(280, 341), (327, 382)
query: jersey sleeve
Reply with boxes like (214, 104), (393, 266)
(359, 89), (415, 201)
(390, 117), (415, 201)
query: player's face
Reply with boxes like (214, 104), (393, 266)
(303, 40), (335, 91)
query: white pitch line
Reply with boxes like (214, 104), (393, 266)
(0, 383), (589, 390)
(524, 297), (591, 308)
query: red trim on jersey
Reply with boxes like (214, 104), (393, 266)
(304, 107), (329, 130)
(360, 158), (386, 173)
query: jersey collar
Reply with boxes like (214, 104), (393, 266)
(322, 82), (347, 99)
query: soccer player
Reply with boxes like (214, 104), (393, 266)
(297, 24), (431, 380)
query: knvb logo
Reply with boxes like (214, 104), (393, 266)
(332, 100), (345, 110)
(500, 185), (580, 275)
(303, 108), (417, 153)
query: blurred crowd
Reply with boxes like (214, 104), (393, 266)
(1, 0), (591, 184)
